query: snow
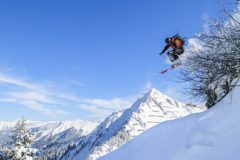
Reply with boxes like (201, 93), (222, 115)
(61, 89), (204, 160)
(47, 120), (97, 137)
(99, 81), (240, 160)
(14, 146), (36, 160)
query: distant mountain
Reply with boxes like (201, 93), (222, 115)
(0, 120), (98, 159)
(61, 89), (204, 160)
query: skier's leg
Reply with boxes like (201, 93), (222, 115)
(172, 53), (179, 60)
(168, 50), (179, 61)
(174, 48), (184, 56)
(167, 51), (175, 62)
(171, 47), (184, 61)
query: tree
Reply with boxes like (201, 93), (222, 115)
(181, 6), (240, 108)
(7, 117), (38, 160)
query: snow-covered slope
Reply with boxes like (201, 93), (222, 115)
(0, 120), (98, 159)
(100, 83), (240, 160)
(62, 89), (203, 160)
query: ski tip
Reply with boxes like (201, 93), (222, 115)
(159, 70), (168, 75)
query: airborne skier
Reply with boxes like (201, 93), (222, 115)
(158, 34), (185, 74)
(159, 34), (185, 62)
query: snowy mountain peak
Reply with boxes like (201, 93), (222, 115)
(131, 88), (185, 114)
(141, 88), (164, 100)
(146, 88), (160, 95)
(63, 88), (204, 160)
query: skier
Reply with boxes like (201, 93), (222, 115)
(159, 34), (185, 62)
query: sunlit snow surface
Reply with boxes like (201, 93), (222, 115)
(100, 81), (240, 160)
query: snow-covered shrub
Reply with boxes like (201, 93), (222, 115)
(182, 5), (240, 108)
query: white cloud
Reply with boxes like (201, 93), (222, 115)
(8, 91), (58, 104)
(57, 93), (83, 102)
(20, 100), (69, 116)
(79, 104), (113, 120)
(77, 97), (133, 119)
(85, 98), (132, 110)
(70, 80), (86, 87)
(0, 98), (17, 103)
(0, 74), (46, 92)
(0, 71), (134, 119)
(0, 73), (69, 116)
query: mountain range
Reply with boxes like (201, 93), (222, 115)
(0, 89), (204, 160)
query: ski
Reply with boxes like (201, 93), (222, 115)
(159, 63), (181, 75)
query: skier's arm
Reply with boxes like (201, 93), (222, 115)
(159, 45), (170, 55)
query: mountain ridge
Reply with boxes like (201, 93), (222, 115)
(61, 88), (204, 160)
(0, 88), (204, 160)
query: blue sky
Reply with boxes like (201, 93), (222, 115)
(0, 0), (236, 121)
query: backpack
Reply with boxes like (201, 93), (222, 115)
(172, 34), (185, 47)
